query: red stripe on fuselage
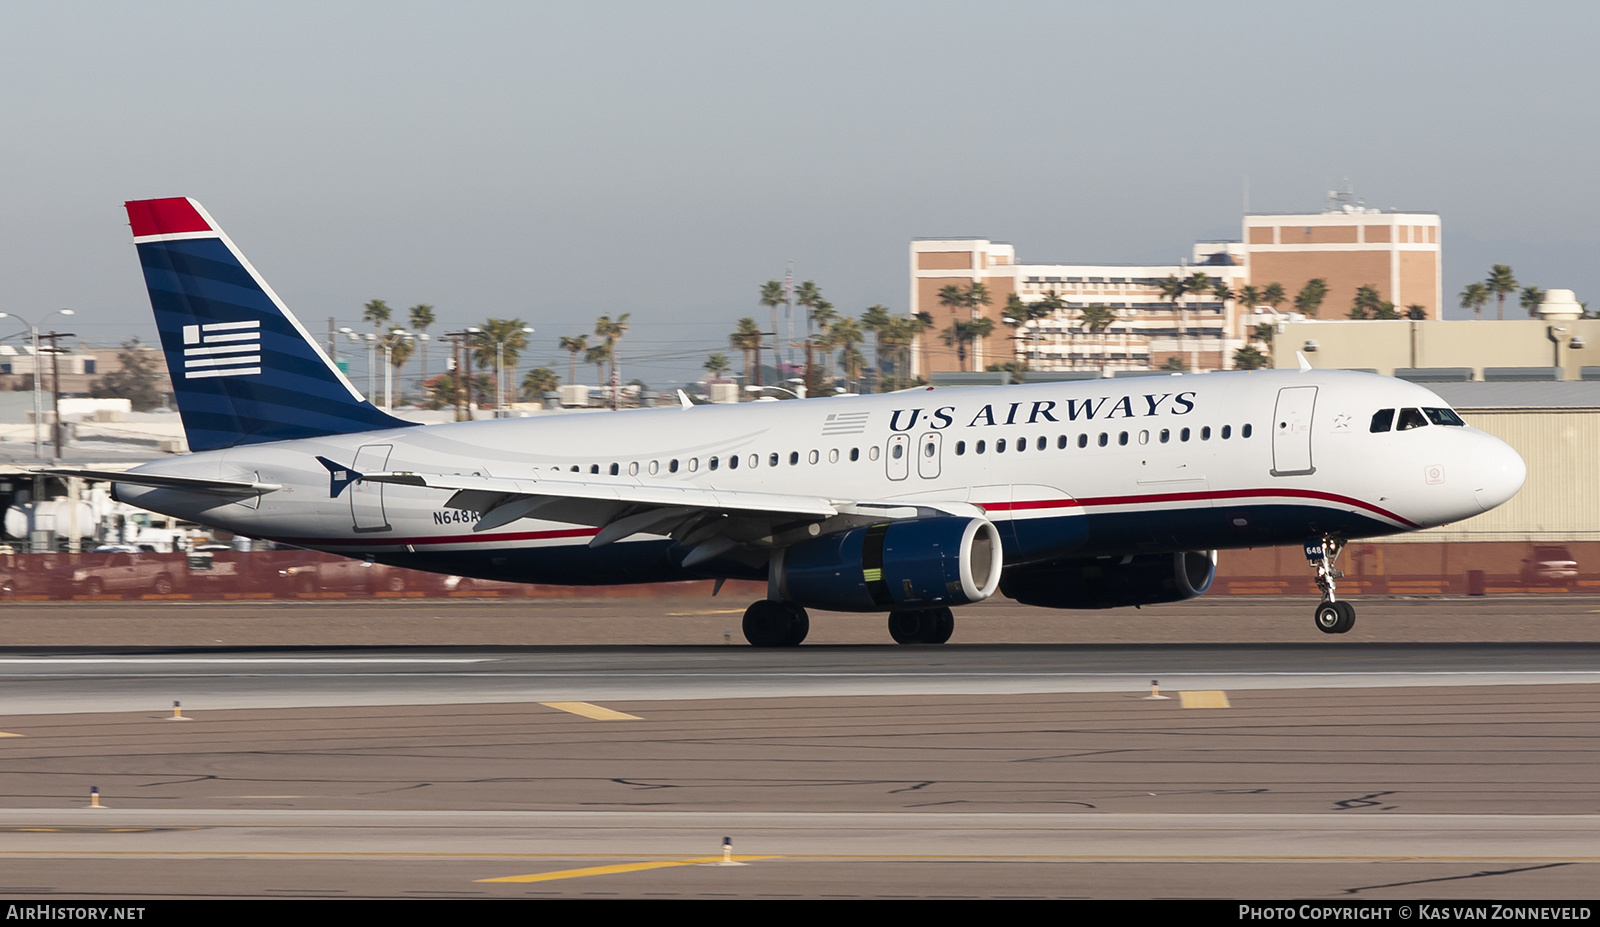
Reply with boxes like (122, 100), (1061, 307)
(126, 198), (212, 238)
(980, 487), (1416, 528)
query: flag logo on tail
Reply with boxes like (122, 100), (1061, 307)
(182, 321), (261, 379)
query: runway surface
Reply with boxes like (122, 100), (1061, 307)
(1, 596), (1598, 898)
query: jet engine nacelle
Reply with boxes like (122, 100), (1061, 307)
(1000, 550), (1217, 609)
(776, 516), (1003, 613)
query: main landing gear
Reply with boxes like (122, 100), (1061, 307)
(742, 600), (810, 647)
(1306, 536), (1355, 634)
(888, 606), (955, 645)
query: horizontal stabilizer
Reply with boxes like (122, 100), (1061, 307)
(36, 467), (281, 496)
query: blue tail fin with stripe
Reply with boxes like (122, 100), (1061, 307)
(125, 197), (413, 452)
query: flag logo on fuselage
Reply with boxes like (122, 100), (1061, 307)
(182, 321), (261, 379)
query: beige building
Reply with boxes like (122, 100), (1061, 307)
(910, 192), (1443, 377)
(1243, 207), (1442, 320)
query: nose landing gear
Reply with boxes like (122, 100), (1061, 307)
(1306, 537), (1354, 634)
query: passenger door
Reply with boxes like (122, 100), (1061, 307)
(1271, 386), (1317, 476)
(916, 431), (942, 480)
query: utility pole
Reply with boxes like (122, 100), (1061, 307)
(39, 330), (74, 459)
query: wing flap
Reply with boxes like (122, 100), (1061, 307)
(364, 470), (838, 519)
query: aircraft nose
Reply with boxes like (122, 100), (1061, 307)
(1469, 435), (1525, 513)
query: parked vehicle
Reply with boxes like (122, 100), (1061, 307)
(72, 551), (180, 595)
(1521, 546), (1578, 584)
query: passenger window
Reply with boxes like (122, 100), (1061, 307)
(1221, 425), (1231, 439)
(850, 447), (860, 461)
(829, 449), (841, 463)
(709, 457), (719, 470)
(1181, 427), (1191, 441)
(1118, 431), (1129, 446)
(956, 441), (966, 455)
(748, 454), (759, 468)
(628, 462), (639, 475)
(1037, 436), (1047, 451)
(769, 453), (779, 467)
(728, 455), (738, 470)
(1016, 437), (1025, 452)
(809, 449), (820, 464)
(1370, 409), (1394, 433)
(1160, 428), (1170, 443)
(609, 463), (619, 475)
(1201, 426), (1211, 440)
(1138, 430), (1149, 445)
(869, 446), (880, 461)
(1097, 433), (1108, 447)
(790, 451), (799, 465)
(648, 460), (659, 475)
(1077, 434), (1088, 448)
(590, 464), (599, 474)
(1242, 424), (1253, 438)
(976, 440), (986, 454)
(1057, 435), (1067, 449)
(997, 438), (1008, 452)
(1396, 408), (1428, 431)
(669, 459), (679, 473)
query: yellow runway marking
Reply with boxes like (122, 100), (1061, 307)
(539, 701), (641, 721)
(479, 856), (779, 883)
(1179, 690), (1231, 709)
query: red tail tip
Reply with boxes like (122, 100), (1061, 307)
(125, 198), (212, 238)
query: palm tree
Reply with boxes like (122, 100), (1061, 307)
(476, 318), (533, 411)
(383, 326), (415, 405)
(940, 317), (994, 371)
(1078, 304), (1116, 371)
(703, 353), (731, 380)
(560, 334), (589, 385)
(1350, 285), (1384, 319)
(1520, 285), (1546, 318)
(1156, 274), (1188, 362)
(1460, 282), (1490, 319)
(594, 313), (630, 401)
(759, 280), (786, 371)
(729, 317), (763, 386)
(1233, 345), (1269, 369)
(585, 343), (610, 389)
(1486, 265), (1517, 320)
(1237, 284), (1263, 313)
(1406, 304), (1427, 320)
(828, 317), (864, 390)
(1293, 279), (1327, 318)
(520, 366), (559, 402)
(362, 299), (392, 333)
(407, 304), (435, 382)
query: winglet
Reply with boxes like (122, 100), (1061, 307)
(315, 456), (363, 499)
(1296, 351), (1313, 371)
(677, 389), (694, 409)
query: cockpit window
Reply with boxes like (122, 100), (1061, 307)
(1370, 409), (1394, 433)
(1424, 407), (1465, 426)
(1396, 408), (1429, 431)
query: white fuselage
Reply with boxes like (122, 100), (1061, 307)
(113, 369), (1524, 587)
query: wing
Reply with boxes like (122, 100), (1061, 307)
(36, 467), (281, 497)
(361, 469), (982, 568)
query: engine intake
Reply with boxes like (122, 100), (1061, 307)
(1000, 550), (1216, 609)
(776, 516), (1002, 612)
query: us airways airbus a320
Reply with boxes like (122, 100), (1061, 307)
(48, 197), (1527, 645)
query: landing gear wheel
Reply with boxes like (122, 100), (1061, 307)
(888, 607), (954, 644)
(742, 600), (809, 647)
(151, 573), (174, 595)
(1334, 600), (1355, 633)
(1314, 600), (1356, 634)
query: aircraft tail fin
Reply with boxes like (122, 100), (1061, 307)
(125, 197), (414, 451)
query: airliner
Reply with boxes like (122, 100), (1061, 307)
(47, 198), (1527, 645)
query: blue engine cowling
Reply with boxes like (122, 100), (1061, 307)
(999, 550), (1216, 609)
(775, 516), (1003, 612)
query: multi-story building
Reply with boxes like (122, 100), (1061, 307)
(910, 192), (1443, 376)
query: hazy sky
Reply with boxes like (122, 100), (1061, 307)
(2, 1), (1595, 386)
